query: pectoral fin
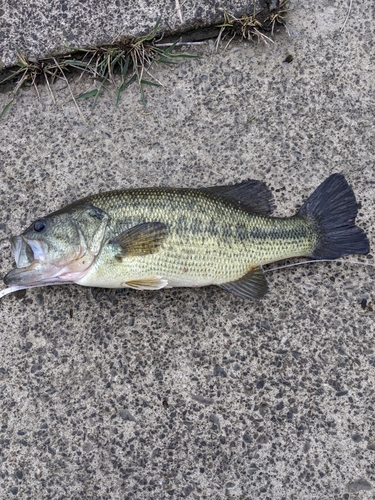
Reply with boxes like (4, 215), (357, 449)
(110, 222), (168, 258)
(124, 277), (169, 290)
(220, 266), (268, 300)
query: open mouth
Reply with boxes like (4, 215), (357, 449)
(11, 236), (34, 268)
(11, 235), (48, 269)
(4, 236), (60, 288)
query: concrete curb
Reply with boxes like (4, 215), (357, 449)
(0, 0), (280, 68)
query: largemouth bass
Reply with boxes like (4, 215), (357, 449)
(0, 174), (369, 300)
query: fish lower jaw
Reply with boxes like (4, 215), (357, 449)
(0, 268), (92, 298)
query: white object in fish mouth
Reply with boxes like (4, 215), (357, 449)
(11, 236), (34, 268)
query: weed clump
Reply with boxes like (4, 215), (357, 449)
(0, 20), (198, 118)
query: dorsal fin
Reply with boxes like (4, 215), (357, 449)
(202, 179), (275, 215)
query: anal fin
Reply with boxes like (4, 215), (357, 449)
(219, 266), (268, 300)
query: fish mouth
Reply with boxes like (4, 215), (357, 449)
(3, 235), (92, 294)
(11, 235), (48, 269)
(4, 236), (62, 288)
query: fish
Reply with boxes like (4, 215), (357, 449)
(0, 173), (369, 300)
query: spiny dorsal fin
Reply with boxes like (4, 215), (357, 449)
(110, 222), (168, 258)
(219, 266), (268, 300)
(124, 277), (168, 290)
(203, 179), (275, 215)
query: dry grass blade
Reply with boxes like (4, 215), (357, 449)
(52, 57), (85, 121)
(340, 0), (353, 31)
(43, 72), (56, 104)
(0, 58), (34, 118)
(175, 0), (183, 23)
(31, 72), (40, 98)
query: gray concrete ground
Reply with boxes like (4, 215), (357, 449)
(1, 1), (375, 499)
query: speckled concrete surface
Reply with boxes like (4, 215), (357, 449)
(1, 1), (375, 499)
(0, 0), (267, 67)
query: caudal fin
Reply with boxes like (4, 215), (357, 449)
(298, 173), (370, 259)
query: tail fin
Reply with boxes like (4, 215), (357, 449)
(298, 173), (369, 259)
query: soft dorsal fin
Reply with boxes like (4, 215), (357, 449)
(110, 222), (168, 258)
(219, 266), (268, 300)
(203, 179), (275, 215)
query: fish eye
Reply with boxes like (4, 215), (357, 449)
(33, 219), (47, 233)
